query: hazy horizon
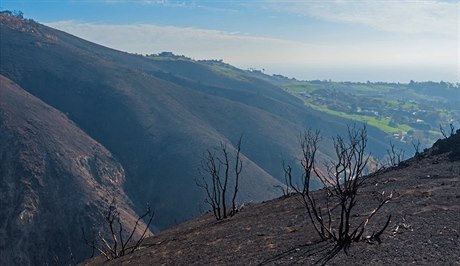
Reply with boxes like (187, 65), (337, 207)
(2, 0), (459, 83)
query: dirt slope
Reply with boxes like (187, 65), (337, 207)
(84, 133), (460, 265)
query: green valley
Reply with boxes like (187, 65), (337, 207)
(246, 71), (459, 148)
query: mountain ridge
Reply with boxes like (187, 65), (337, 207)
(0, 75), (150, 265)
(1, 14), (300, 231)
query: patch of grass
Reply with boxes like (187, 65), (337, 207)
(428, 130), (443, 137)
(303, 101), (412, 133)
(207, 65), (246, 81)
(146, 56), (173, 62)
(349, 84), (393, 93)
(282, 84), (318, 94)
(145, 55), (189, 62)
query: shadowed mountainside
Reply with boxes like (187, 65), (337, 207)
(0, 14), (395, 231)
(0, 75), (150, 265)
(0, 15), (286, 230)
(84, 132), (460, 265)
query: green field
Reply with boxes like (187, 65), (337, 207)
(302, 100), (412, 134)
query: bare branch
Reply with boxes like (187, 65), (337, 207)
(231, 135), (243, 215)
(386, 141), (405, 167)
(197, 136), (245, 220)
(82, 201), (154, 261)
(411, 139), (421, 155)
(287, 124), (392, 260)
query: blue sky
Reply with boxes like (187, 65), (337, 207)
(2, 0), (459, 82)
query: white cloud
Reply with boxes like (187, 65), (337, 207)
(267, 0), (458, 37)
(46, 20), (458, 82)
(46, 21), (316, 64)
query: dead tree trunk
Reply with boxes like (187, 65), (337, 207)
(386, 141), (405, 167)
(82, 200), (154, 261)
(196, 136), (244, 220)
(286, 125), (392, 259)
(231, 136), (243, 216)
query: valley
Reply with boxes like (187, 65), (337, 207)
(278, 79), (458, 147)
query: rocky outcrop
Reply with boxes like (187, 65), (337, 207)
(0, 75), (150, 265)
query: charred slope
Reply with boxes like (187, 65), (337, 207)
(0, 75), (149, 265)
(84, 133), (460, 266)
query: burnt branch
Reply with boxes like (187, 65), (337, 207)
(386, 141), (405, 167)
(197, 136), (244, 220)
(276, 160), (293, 197)
(440, 121), (456, 139)
(411, 139), (421, 156)
(83, 200), (154, 261)
(231, 135), (243, 216)
(285, 125), (392, 260)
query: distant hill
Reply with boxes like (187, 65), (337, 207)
(0, 75), (148, 265)
(248, 72), (460, 148)
(0, 14), (410, 264)
(83, 131), (460, 265)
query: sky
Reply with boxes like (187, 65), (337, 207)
(2, 0), (459, 82)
